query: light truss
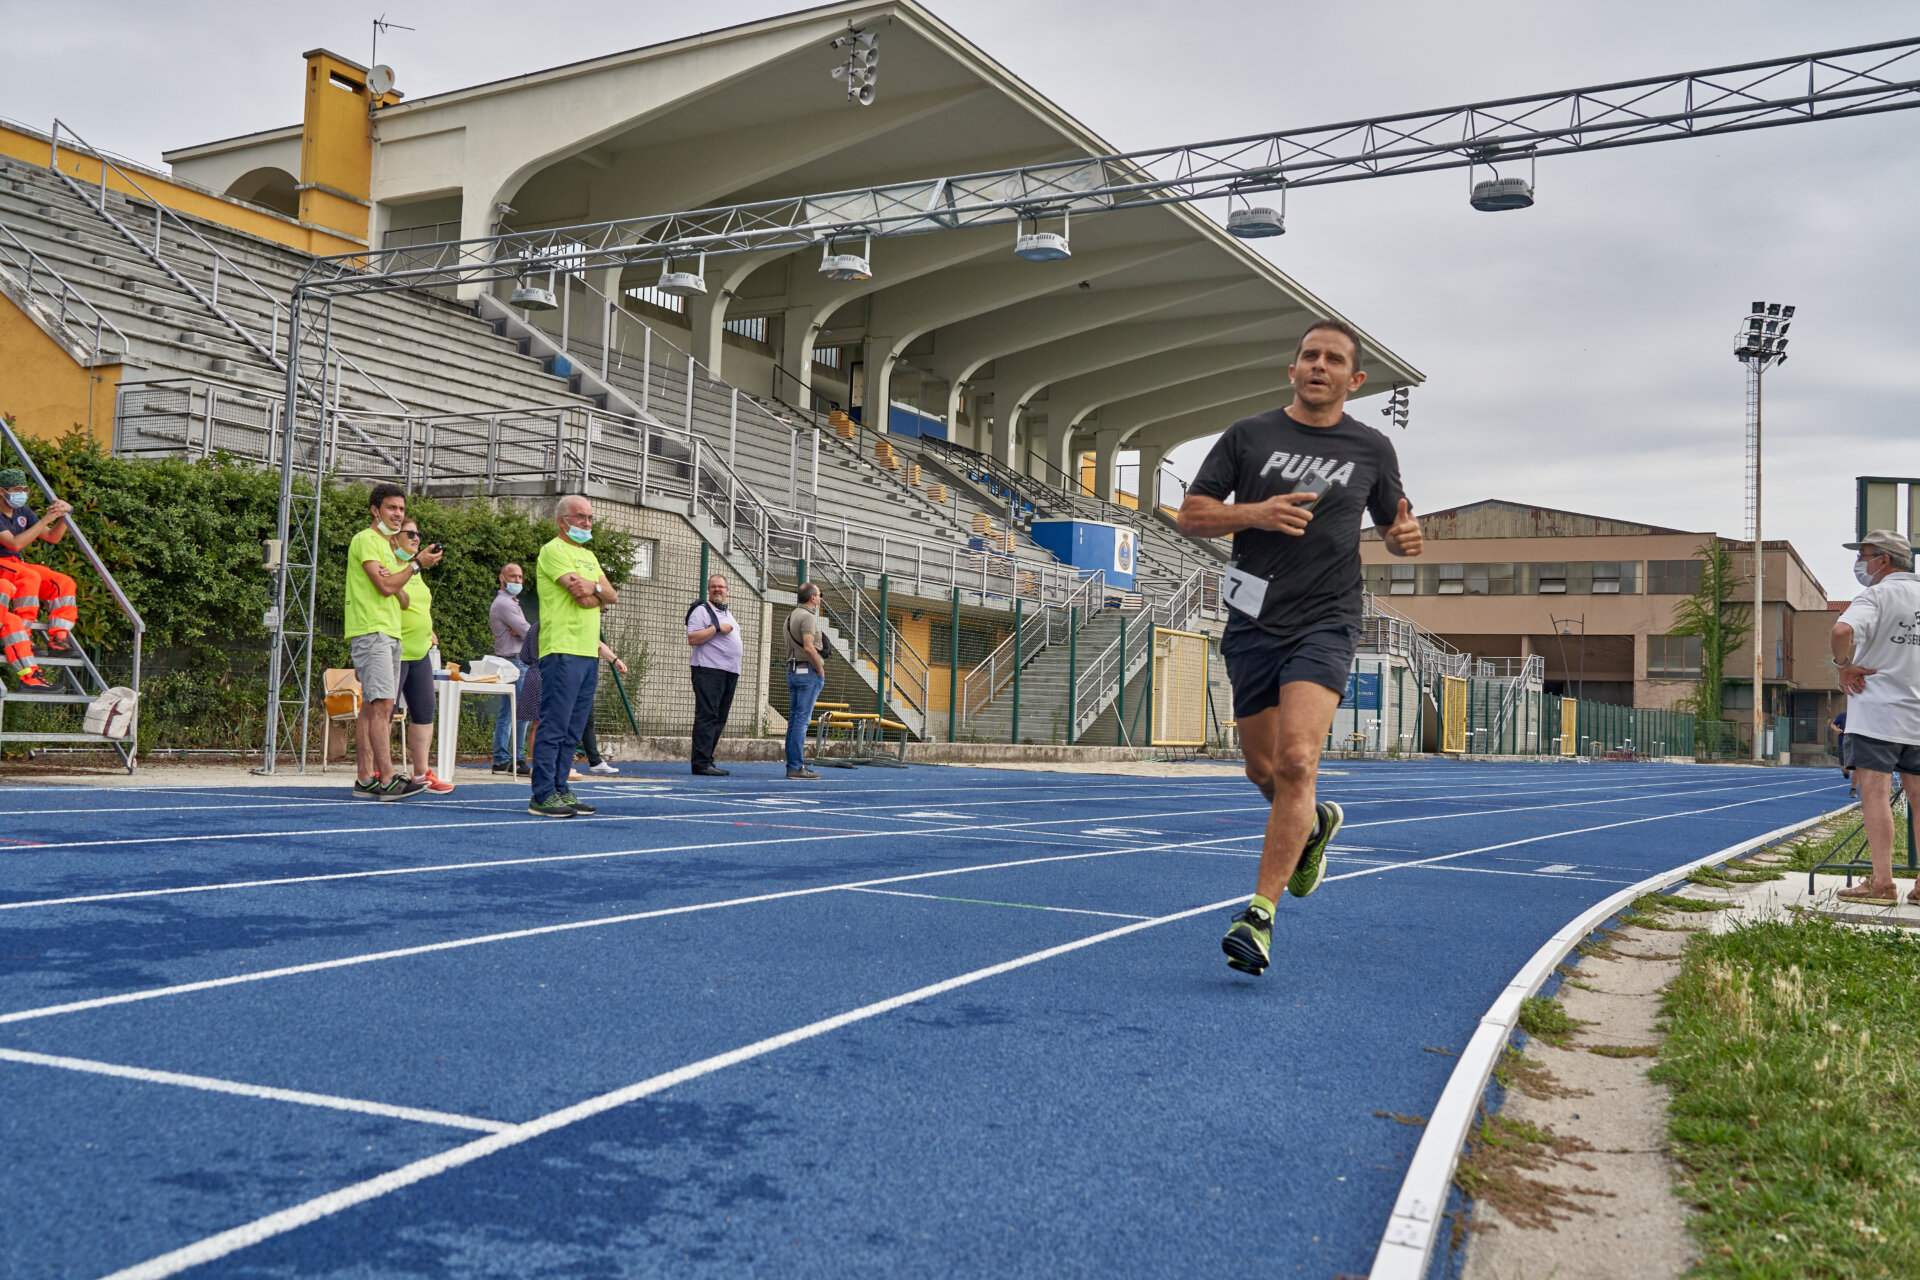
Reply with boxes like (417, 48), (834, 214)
(298, 35), (1920, 298)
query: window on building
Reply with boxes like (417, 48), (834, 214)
(626, 283), (686, 315)
(723, 315), (768, 344)
(1389, 564), (1415, 595)
(1592, 562), (1621, 594)
(814, 347), (844, 370)
(1363, 564), (1390, 594)
(1487, 563), (1516, 596)
(1464, 564), (1489, 595)
(1537, 562), (1566, 594)
(629, 538), (657, 580)
(1647, 634), (1702, 677)
(1649, 559), (1706, 595)
(1437, 564), (1465, 595)
(1722, 683), (1754, 712)
(1566, 561), (1594, 594)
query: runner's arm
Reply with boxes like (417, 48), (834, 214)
(1175, 493), (1317, 538)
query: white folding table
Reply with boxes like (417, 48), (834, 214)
(434, 673), (518, 781)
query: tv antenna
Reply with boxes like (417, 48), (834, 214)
(371, 15), (414, 73)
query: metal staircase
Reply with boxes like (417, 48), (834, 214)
(0, 421), (145, 771)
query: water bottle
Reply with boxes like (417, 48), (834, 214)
(429, 644), (443, 671)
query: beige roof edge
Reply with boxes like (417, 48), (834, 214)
(161, 122), (302, 165)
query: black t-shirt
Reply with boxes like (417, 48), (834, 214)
(1188, 408), (1407, 641)
(0, 503), (34, 562)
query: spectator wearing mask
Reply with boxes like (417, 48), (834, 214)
(686, 573), (741, 777)
(1832, 530), (1920, 906)
(527, 494), (617, 818)
(489, 562), (532, 772)
(0, 467), (78, 654)
(395, 519), (454, 793)
(346, 484), (440, 800)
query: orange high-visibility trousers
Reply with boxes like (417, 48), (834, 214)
(0, 606), (38, 677)
(0, 561), (76, 636)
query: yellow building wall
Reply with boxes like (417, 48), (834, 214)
(298, 51), (400, 243)
(0, 123), (361, 257)
(0, 295), (120, 442)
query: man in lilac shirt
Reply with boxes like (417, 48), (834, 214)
(488, 563), (531, 771)
(686, 572), (743, 776)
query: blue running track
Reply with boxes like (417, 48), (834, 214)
(0, 760), (1844, 1278)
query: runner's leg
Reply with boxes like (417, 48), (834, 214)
(1250, 680), (1343, 904)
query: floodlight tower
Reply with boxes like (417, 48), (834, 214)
(1733, 300), (1793, 762)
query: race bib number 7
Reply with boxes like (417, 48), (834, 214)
(1221, 565), (1268, 617)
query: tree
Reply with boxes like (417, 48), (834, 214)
(1667, 539), (1751, 727)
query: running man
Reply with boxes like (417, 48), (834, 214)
(1175, 318), (1423, 975)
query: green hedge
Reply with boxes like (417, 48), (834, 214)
(0, 427), (634, 752)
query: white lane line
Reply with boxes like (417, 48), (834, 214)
(0, 774), (1817, 912)
(844, 886), (1151, 921)
(0, 834), (1258, 1026)
(95, 892), (1243, 1280)
(1, 778), (1829, 1026)
(0, 1048), (507, 1132)
(1323, 783), (1836, 885)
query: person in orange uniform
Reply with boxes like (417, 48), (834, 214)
(0, 468), (78, 655)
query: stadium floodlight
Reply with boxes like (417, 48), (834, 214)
(657, 253), (708, 298)
(1469, 152), (1537, 211)
(509, 271), (557, 311)
(1014, 210), (1071, 261)
(1732, 298), (1795, 763)
(1226, 186), (1285, 238)
(820, 234), (872, 281)
(828, 22), (878, 105)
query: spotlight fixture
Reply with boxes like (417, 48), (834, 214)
(510, 267), (557, 311)
(1226, 186), (1285, 239)
(1379, 385), (1411, 430)
(1014, 210), (1070, 262)
(657, 252), (708, 298)
(1468, 152), (1536, 212)
(820, 234), (873, 282)
(828, 22), (878, 106)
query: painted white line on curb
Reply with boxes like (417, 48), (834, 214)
(1365, 799), (1858, 1280)
(0, 1048), (507, 1133)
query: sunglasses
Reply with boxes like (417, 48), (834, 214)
(399, 530), (423, 541)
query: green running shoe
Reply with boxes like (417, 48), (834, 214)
(1221, 901), (1273, 976)
(1288, 801), (1342, 899)
(558, 791), (596, 815)
(527, 794), (578, 819)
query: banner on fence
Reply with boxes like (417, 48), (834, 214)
(1151, 627), (1208, 747)
(1442, 676), (1468, 754)
(1561, 699), (1577, 756)
(1340, 672), (1380, 710)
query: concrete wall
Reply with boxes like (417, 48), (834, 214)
(0, 287), (121, 442)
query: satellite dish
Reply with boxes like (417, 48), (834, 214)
(368, 65), (396, 97)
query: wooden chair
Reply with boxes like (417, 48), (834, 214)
(319, 668), (408, 773)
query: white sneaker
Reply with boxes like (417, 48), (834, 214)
(588, 761), (619, 775)
(568, 768), (586, 781)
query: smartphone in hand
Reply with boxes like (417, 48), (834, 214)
(1294, 472), (1332, 503)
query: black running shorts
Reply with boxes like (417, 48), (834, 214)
(1220, 623), (1355, 720)
(1846, 732), (1920, 775)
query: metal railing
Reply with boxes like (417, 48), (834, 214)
(1070, 567), (1213, 740)
(958, 570), (1107, 726)
(0, 220), (128, 357)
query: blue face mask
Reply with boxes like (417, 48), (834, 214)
(567, 526), (593, 545)
(6, 492), (26, 509)
(395, 547), (415, 562)
(505, 582), (522, 596)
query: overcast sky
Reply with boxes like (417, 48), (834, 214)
(3, 0), (1914, 599)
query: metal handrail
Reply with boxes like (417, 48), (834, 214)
(0, 417), (145, 703)
(0, 220), (129, 356)
(47, 120), (418, 429)
(1069, 567), (1213, 738)
(961, 569), (1109, 726)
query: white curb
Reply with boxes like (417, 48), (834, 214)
(1367, 802), (1856, 1280)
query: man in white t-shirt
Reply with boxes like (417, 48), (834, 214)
(1831, 529), (1920, 906)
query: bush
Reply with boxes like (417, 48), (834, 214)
(0, 426), (635, 752)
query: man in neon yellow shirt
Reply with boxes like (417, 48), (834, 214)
(346, 484), (441, 801)
(528, 494), (619, 817)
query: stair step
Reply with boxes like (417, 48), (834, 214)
(2, 692), (96, 704)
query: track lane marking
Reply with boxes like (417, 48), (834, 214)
(0, 1047), (507, 1132)
(844, 886), (1151, 920)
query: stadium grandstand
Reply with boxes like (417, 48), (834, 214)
(0, 0), (1460, 758)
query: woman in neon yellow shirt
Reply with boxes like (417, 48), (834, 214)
(396, 520), (454, 792)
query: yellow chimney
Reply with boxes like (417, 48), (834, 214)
(298, 49), (401, 244)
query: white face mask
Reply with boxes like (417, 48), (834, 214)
(1854, 559), (1880, 588)
(376, 520), (400, 536)
(505, 582), (522, 596)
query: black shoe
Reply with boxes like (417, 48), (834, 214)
(787, 768), (821, 780)
(558, 791), (596, 815)
(380, 776), (430, 801)
(692, 764), (730, 776)
(492, 762), (515, 774)
(351, 779), (383, 800)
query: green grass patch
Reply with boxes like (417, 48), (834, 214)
(1690, 862), (1785, 887)
(1453, 1113), (1608, 1231)
(1517, 996), (1586, 1048)
(1654, 915), (1920, 1276)
(1587, 1043), (1659, 1058)
(1632, 891), (1731, 915)
(1781, 805), (1910, 876)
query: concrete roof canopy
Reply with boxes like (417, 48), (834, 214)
(172, 1), (1420, 498)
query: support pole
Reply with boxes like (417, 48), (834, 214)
(1011, 597), (1022, 744)
(700, 540), (709, 590)
(1117, 613), (1128, 746)
(949, 586), (960, 744)
(1066, 605), (1078, 746)
(1752, 365), (1766, 762)
(1143, 625), (1156, 750)
(877, 573), (888, 719)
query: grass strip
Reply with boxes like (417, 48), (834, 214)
(1781, 803), (1910, 876)
(1654, 915), (1920, 1276)
(1516, 996), (1586, 1048)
